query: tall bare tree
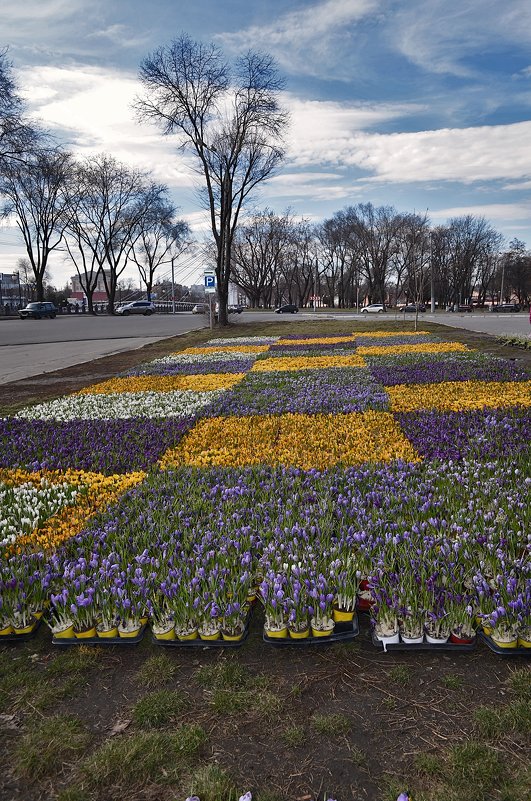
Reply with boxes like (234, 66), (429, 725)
(135, 34), (288, 325)
(1, 148), (74, 300)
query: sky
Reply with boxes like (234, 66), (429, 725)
(1, 0), (531, 289)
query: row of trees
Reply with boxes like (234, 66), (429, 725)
(231, 206), (531, 310)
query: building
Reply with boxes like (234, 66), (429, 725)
(69, 271), (110, 305)
(0, 272), (24, 311)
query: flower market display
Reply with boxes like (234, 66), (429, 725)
(0, 329), (529, 653)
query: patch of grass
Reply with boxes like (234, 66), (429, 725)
(136, 652), (177, 688)
(441, 673), (463, 690)
(350, 745), (368, 767)
(47, 645), (103, 677)
(474, 706), (506, 738)
(187, 764), (239, 801)
(196, 660), (246, 689)
(250, 688), (283, 720)
(81, 726), (206, 790)
(56, 788), (90, 801)
(447, 741), (505, 801)
(415, 752), (443, 776)
(389, 665), (413, 685)
(506, 667), (531, 700)
(506, 699), (531, 735)
(132, 689), (186, 728)
(310, 712), (351, 737)
(281, 724), (306, 747)
(13, 715), (90, 781)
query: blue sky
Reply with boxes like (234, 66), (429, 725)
(2, 0), (531, 288)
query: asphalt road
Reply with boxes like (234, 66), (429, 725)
(0, 313), (206, 384)
(0, 309), (529, 384)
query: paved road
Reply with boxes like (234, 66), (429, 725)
(0, 313), (205, 384)
(1, 309), (528, 384)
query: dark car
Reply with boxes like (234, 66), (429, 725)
(491, 303), (521, 313)
(400, 303), (426, 313)
(228, 305), (244, 314)
(275, 304), (298, 314)
(19, 302), (58, 319)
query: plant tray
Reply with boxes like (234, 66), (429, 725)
(263, 617), (359, 647)
(153, 628), (250, 648)
(371, 632), (476, 652)
(0, 619), (42, 642)
(52, 624), (147, 647)
(479, 632), (531, 657)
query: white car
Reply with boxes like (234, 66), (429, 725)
(360, 303), (385, 314)
(115, 301), (156, 316)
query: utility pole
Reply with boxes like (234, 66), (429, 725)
(314, 258), (318, 313)
(171, 257), (176, 315)
(430, 233), (435, 314)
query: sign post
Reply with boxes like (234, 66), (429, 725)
(204, 271), (216, 330)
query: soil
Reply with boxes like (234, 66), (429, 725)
(1, 614), (529, 801)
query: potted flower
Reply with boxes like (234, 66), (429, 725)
(330, 552), (359, 623)
(309, 573), (335, 637)
(260, 571), (288, 639)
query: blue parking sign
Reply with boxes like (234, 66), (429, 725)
(204, 274), (216, 289)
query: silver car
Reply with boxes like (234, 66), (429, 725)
(115, 301), (156, 316)
(360, 303), (385, 314)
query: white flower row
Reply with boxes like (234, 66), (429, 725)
(205, 336), (280, 346)
(15, 390), (223, 421)
(156, 351), (259, 364)
(0, 480), (78, 547)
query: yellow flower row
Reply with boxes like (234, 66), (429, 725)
(357, 342), (469, 356)
(180, 345), (270, 355)
(160, 412), (420, 470)
(76, 373), (245, 395)
(387, 380), (531, 412)
(276, 336), (356, 345)
(3, 469), (146, 554)
(251, 355), (367, 372)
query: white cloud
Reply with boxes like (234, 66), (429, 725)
(18, 65), (196, 188)
(431, 202), (531, 224)
(217, 0), (379, 77)
(390, 0), (531, 77)
(286, 102), (531, 185)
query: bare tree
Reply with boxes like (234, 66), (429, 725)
(0, 49), (41, 173)
(128, 198), (190, 301)
(1, 148), (74, 300)
(135, 34), (288, 325)
(64, 154), (166, 313)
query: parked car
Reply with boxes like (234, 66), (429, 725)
(399, 303), (426, 313)
(19, 302), (58, 319)
(491, 303), (521, 313)
(115, 301), (156, 316)
(360, 303), (385, 314)
(275, 304), (298, 314)
(228, 304), (244, 314)
(192, 304), (207, 314)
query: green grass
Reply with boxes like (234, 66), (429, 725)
(196, 659), (247, 689)
(46, 645), (104, 677)
(506, 667), (531, 700)
(135, 652), (177, 688)
(187, 764), (239, 801)
(280, 724), (306, 747)
(389, 664), (413, 685)
(474, 700), (531, 738)
(13, 715), (90, 780)
(80, 726), (206, 790)
(441, 673), (464, 690)
(132, 689), (186, 728)
(310, 712), (351, 736)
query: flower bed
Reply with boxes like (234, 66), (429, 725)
(1, 328), (530, 650)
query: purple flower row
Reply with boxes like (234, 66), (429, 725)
(124, 358), (255, 376)
(371, 357), (530, 386)
(205, 368), (389, 416)
(396, 408), (531, 461)
(0, 418), (194, 474)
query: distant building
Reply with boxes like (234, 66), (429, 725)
(70, 271), (110, 304)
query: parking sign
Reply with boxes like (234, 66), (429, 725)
(204, 272), (216, 293)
